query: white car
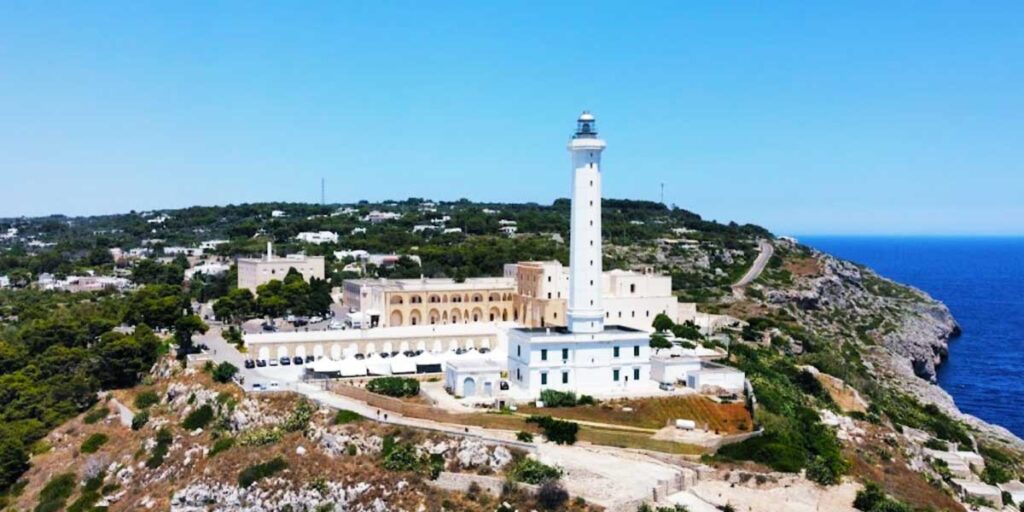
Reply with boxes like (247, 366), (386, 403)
(309, 315), (324, 323)
(328, 320), (344, 330)
(269, 382), (279, 389)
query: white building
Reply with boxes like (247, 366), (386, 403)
(296, 231), (339, 244)
(185, 262), (231, 281)
(412, 225), (437, 233)
(199, 240), (229, 250)
(365, 211), (401, 223)
(500, 226), (518, 236)
(164, 246), (204, 257)
(236, 242), (326, 293)
(271, 210), (287, 218)
(507, 112), (658, 399)
(442, 227), (463, 235)
(0, 275), (10, 289)
(445, 358), (503, 400)
(351, 227), (367, 235)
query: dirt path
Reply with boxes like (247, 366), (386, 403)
(732, 239), (774, 297)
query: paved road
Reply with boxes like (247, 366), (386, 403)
(732, 239), (774, 291)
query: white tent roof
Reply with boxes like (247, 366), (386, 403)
(390, 354), (416, 374)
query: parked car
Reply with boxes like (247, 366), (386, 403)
(292, 317), (308, 327)
(261, 322), (277, 332)
(309, 315), (324, 323)
(305, 355), (314, 363)
(280, 357), (291, 366)
(244, 360), (255, 369)
(252, 383), (264, 390)
(292, 356), (303, 365)
(269, 359), (279, 367)
(269, 382), (279, 389)
(256, 359), (267, 367)
(328, 320), (344, 330)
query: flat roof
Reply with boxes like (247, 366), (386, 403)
(513, 324), (643, 335)
(446, 358), (502, 371)
(246, 322), (511, 344)
(345, 277), (514, 292)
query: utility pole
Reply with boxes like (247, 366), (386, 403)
(321, 178), (325, 205)
(660, 183), (665, 205)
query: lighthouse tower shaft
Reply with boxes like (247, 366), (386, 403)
(566, 113), (607, 334)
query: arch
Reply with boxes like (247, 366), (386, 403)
(463, 377), (477, 397)
(295, 345), (307, 359)
(276, 346), (289, 359)
(514, 309), (519, 321)
(464, 338), (476, 349)
(484, 381), (494, 397)
(410, 310), (422, 326)
(258, 347), (270, 360)
(313, 345), (325, 359)
(442, 311), (448, 323)
(343, 344), (358, 357)
(502, 309), (509, 321)
(471, 293), (484, 303)
(480, 338), (491, 349)
(410, 295), (424, 304)
(399, 341), (410, 353)
(488, 292), (501, 302)
(452, 295), (463, 303)
(471, 307), (483, 322)
(488, 307), (501, 322)
(432, 339), (443, 353)
(428, 309), (441, 325)
(390, 295), (404, 305)
(330, 344), (342, 360)
(451, 309), (462, 324)
(364, 342), (377, 355)
(390, 310), (403, 326)
(382, 341), (393, 354)
(428, 294), (442, 304)
(416, 340), (427, 352)
(448, 339), (460, 351)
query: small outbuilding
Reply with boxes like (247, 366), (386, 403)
(445, 358), (502, 399)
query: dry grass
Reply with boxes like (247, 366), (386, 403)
(578, 427), (705, 455)
(846, 424), (965, 512)
(784, 256), (823, 278)
(519, 395), (752, 434)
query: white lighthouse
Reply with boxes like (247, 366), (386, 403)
(567, 112), (607, 334)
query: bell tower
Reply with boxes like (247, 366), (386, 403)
(566, 112), (607, 334)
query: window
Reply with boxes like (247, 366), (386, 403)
(613, 369), (620, 381)
(633, 345), (640, 357)
(516, 368), (521, 381)
(633, 368), (640, 380)
(547, 292), (552, 299)
(562, 348), (569, 360)
(618, 311), (622, 318)
(541, 349), (548, 361)
(553, 312), (557, 319)
(547, 276), (552, 282)
(589, 200), (593, 206)
(541, 373), (548, 385)
(631, 311), (636, 318)
(517, 345), (521, 357)
(613, 346), (620, 358)
(630, 284), (636, 293)
(562, 371), (569, 384)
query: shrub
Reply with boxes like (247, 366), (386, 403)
(146, 428), (173, 469)
(853, 482), (911, 512)
(209, 437), (235, 457)
(131, 410), (150, 431)
(282, 400), (316, 432)
(79, 433), (108, 454)
(535, 481), (569, 511)
(238, 426), (283, 447)
(508, 457), (562, 484)
(922, 438), (948, 451)
(212, 362), (239, 383)
(182, 404), (215, 430)
(516, 431), (534, 442)
(333, 409), (363, 425)
(576, 394), (597, 406)
(366, 377), (420, 398)
(539, 389), (577, 407)
(83, 407), (109, 425)
(526, 415), (579, 445)
(238, 457), (288, 488)
(134, 390), (160, 410)
(34, 473), (76, 512)
(382, 442), (421, 472)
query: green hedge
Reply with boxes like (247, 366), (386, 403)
(182, 404), (214, 430)
(526, 415), (578, 445)
(366, 377), (420, 398)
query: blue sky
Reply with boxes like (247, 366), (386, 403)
(1, 2), (1021, 235)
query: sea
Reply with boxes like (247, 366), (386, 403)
(799, 236), (1024, 438)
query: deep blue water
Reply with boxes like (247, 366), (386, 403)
(799, 237), (1024, 437)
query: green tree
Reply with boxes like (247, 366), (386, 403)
(652, 313), (675, 333)
(649, 333), (672, 350)
(174, 315), (208, 361)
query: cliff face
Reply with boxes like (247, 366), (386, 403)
(753, 240), (1024, 449)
